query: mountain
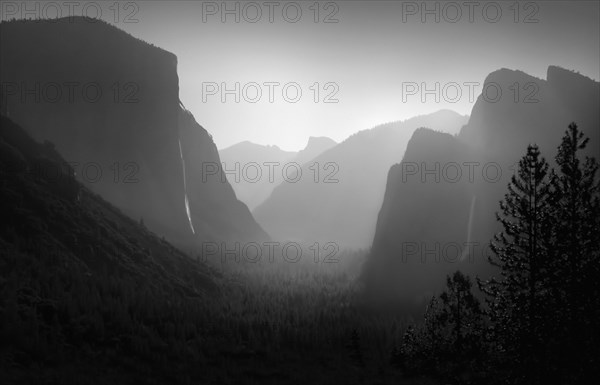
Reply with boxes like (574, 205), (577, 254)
(0, 17), (268, 248)
(218, 137), (336, 210)
(0, 114), (227, 381)
(291, 136), (337, 167)
(0, 114), (219, 294)
(460, 66), (600, 162)
(220, 141), (297, 167)
(253, 110), (468, 248)
(364, 66), (600, 309)
(219, 141), (296, 210)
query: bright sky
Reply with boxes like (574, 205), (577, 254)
(6, 1), (599, 151)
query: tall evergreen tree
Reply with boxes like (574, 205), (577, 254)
(548, 123), (600, 383)
(479, 144), (552, 384)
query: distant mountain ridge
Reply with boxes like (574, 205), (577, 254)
(253, 110), (469, 247)
(292, 136), (338, 167)
(364, 66), (600, 309)
(0, 17), (268, 247)
(220, 141), (296, 166)
(219, 136), (336, 210)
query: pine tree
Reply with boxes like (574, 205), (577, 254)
(438, 271), (483, 355)
(547, 123), (600, 383)
(400, 274), (483, 379)
(478, 144), (552, 384)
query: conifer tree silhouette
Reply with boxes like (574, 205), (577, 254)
(547, 123), (600, 383)
(479, 144), (552, 384)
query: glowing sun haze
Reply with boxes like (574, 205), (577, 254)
(25, 1), (599, 151)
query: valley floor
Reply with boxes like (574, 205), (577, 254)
(1, 247), (438, 385)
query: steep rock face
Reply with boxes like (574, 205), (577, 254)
(460, 66), (599, 162)
(178, 108), (269, 243)
(253, 110), (468, 248)
(0, 114), (220, 295)
(365, 67), (600, 309)
(365, 129), (494, 309)
(0, 17), (267, 245)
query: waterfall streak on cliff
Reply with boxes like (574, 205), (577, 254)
(179, 139), (195, 234)
(460, 195), (476, 261)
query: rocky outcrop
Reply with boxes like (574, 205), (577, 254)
(0, 17), (268, 246)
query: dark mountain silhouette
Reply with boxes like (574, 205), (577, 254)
(0, 114), (231, 382)
(219, 137), (336, 210)
(364, 66), (600, 309)
(0, 17), (268, 247)
(0, 113), (220, 300)
(253, 110), (468, 247)
(461, 66), (600, 162)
